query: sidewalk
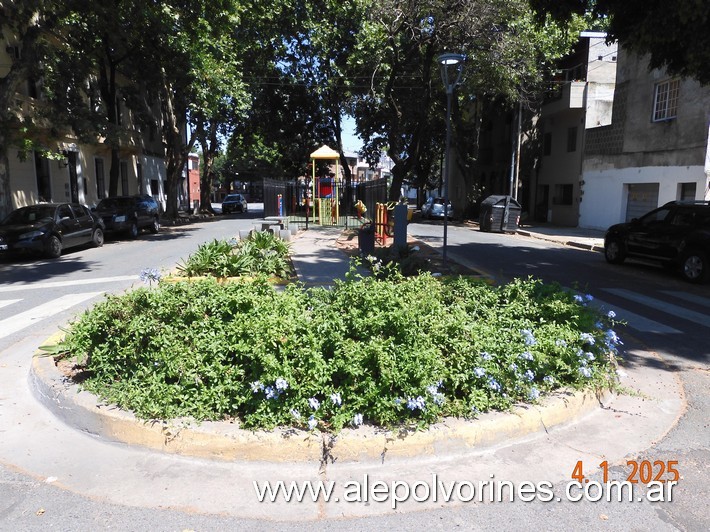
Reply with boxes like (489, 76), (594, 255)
(289, 225), (354, 286)
(516, 223), (606, 252)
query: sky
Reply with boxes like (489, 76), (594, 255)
(341, 115), (362, 154)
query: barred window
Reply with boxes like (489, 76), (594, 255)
(653, 79), (680, 122)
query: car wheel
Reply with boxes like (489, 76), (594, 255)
(92, 228), (104, 248)
(128, 221), (139, 239)
(604, 238), (626, 264)
(680, 249), (707, 283)
(150, 217), (160, 234)
(46, 235), (62, 258)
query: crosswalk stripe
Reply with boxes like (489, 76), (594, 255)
(660, 290), (710, 309)
(0, 275), (137, 293)
(0, 299), (21, 310)
(0, 292), (103, 340)
(590, 297), (681, 334)
(603, 288), (710, 329)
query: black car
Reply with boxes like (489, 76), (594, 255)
(604, 201), (710, 283)
(221, 193), (248, 214)
(95, 195), (161, 238)
(0, 203), (104, 258)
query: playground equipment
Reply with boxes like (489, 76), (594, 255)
(309, 145), (341, 225)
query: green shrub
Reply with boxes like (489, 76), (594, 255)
(175, 233), (293, 280)
(60, 264), (620, 432)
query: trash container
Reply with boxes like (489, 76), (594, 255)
(358, 222), (375, 255)
(479, 195), (522, 233)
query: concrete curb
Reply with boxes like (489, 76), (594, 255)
(31, 335), (611, 464)
(516, 229), (604, 253)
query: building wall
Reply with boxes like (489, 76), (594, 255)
(580, 49), (710, 229)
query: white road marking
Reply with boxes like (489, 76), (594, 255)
(0, 292), (103, 340)
(603, 288), (710, 329)
(660, 290), (710, 309)
(590, 297), (681, 334)
(0, 299), (21, 310)
(0, 275), (137, 293)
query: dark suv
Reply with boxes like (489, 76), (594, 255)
(604, 201), (710, 283)
(95, 195), (161, 238)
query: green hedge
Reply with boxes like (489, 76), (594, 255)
(61, 264), (620, 432)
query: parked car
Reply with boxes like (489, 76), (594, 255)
(0, 203), (104, 258)
(604, 201), (710, 283)
(222, 194), (248, 214)
(421, 197), (454, 220)
(94, 195), (161, 238)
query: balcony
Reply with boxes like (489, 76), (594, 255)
(542, 81), (586, 115)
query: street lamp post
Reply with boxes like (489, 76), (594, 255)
(438, 53), (465, 266)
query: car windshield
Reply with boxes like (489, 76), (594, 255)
(97, 197), (135, 209)
(2, 205), (56, 225)
(224, 195), (241, 201)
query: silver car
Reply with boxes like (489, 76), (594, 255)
(422, 197), (454, 220)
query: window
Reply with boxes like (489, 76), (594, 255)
(653, 79), (680, 122)
(95, 158), (106, 199)
(679, 182), (696, 201)
(543, 133), (552, 156)
(567, 127), (578, 152)
(552, 184), (573, 205)
(34, 151), (51, 201)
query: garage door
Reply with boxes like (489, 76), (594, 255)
(625, 183), (659, 221)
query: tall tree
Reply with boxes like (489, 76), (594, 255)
(351, 0), (583, 204)
(529, 0), (710, 85)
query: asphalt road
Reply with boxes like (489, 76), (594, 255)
(0, 216), (708, 530)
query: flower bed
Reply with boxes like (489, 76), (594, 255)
(54, 263), (621, 433)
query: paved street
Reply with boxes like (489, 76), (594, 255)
(0, 215), (708, 530)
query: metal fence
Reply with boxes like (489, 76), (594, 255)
(262, 177), (389, 229)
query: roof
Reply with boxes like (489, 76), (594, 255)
(310, 145), (340, 159)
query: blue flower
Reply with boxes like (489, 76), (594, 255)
(290, 409), (301, 419)
(585, 294), (594, 302)
(330, 392), (342, 406)
(509, 362), (519, 372)
(521, 329), (537, 346)
(481, 352), (493, 361)
(605, 329), (622, 345)
(352, 413), (363, 427)
(555, 339), (567, 347)
(406, 396), (426, 411)
(523, 370), (535, 382)
(573, 294), (584, 303)
(543, 375), (555, 385)
(528, 387), (541, 401)
(580, 332), (595, 345)
(579, 366), (593, 378)
(583, 352), (595, 361)
(488, 377), (502, 393)
(307, 416), (318, 430)
(470, 406), (480, 416)
(139, 268), (161, 285)
(431, 393), (445, 406)
(275, 378), (289, 391)
(473, 367), (486, 378)
(264, 386), (279, 400)
(426, 382), (441, 395)
(595, 321), (604, 329)
(308, 397), (320, 410)
(394, 398), (402, 406)
(520, 351), (534, 361)
(250, 381), (264, 393)
(607, 310), (616, 319)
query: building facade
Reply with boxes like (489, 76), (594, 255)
(533, 32), (618, 226)
(580, 49), (710, 229)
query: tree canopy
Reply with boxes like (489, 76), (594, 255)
(529, 0), (710, 84)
